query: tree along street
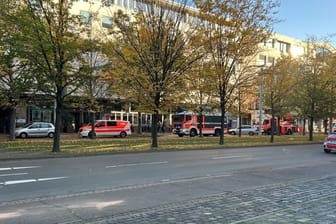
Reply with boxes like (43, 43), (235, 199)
(0, 144), (334, 223)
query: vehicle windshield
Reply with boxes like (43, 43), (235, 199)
(173, 115), (184, 122)
(22, 123), (33, 128)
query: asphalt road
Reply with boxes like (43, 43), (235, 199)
(1, 144), (335, 223)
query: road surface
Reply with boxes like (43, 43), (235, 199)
(1, 144), (335, 223)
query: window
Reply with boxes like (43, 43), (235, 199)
(205, 116), (221, 123)
(102, 0), (114, 4)
(80, 11), (92, 25)
(96, 121), (105, 127)
(264, 39), (275, 48)
(129, 0), (135, 9)
(136, 1), (148, 12)
(173, 115), (184, 122)
(30, 123), (40, 129)
(102, 16), (113, 28)
(41, 123), (51, 128)
(268, 57), (275, 66)
(107, 121), (117, 126)
(278, 41), (290, 53)
(259, 55), (266, 66)
(123, 0), (128, 8)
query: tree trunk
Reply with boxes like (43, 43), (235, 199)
(219, 99), (225, 145)
(309, 101), (314, 141)
(277, 115), (281, 136)
(151, 112), (158, 148)
(198, 113), (203, 137)
(238, 97), (242, 137)
(309, 116), (314, 141)
(238, 87), (241, 137)
(89, 111), (96, 139)
(270, 110), (275, 143)
(52, 95), (62, 152)
(138, 112), (142, 135)
(329, 116), (333, 135)
(9, 106), (16, 141)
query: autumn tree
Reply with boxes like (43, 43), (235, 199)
(79, 44), (112, 138)
(17, 0), (85, 152)
(194, 0), (279, 145)
(184, 59), (219, 137)
(294, 40), (333, 140)
(77, 2), (113, 138)
(105, 0), (203, 147)
(262, 55), (298, 142)
(0, 1), (34, 141)
(323, 52), (336, 134)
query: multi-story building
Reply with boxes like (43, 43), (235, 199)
(0, 0), (334, 133)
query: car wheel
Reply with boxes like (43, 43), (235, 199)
(48, 132), (54, 138)
(88, 131), (96, 139)
(120, 132), (127, 138)
(214, 129), (221, 136)
(324, 147), (331, 153)
(231, 131), (236, 135)
(248, 132), (254, 136)
(20, 132), (28, 138)
(286, 129), (292, 135)
(190, 129), (197, 137)
(178, 133), (184, 137)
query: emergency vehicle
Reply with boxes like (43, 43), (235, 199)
(172, 112), (227, 137)
(79, 120), (131, 138)
(261, 117), (296, 135)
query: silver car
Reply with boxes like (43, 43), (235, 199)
(228, 125), (258, 136)
(15, 122), (55, 138)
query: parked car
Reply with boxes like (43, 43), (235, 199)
(323, 134), (336, 153)
(79, 120), (131, 138)
(228, 125), (258, 136)
(15, 122), (55, 138)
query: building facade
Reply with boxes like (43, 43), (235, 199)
(0, 0), (334, 134)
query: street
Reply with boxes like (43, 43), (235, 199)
(1, 144), (335, 223)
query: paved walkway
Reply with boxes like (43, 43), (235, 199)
(83, 176), (336, 224)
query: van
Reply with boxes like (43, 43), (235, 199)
(79, 120), (131, 138)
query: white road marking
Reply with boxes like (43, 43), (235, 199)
(37, 177), (68, 181)
(0, 168), (11, 171)
(106, 161), (168, 168)
(0, 176), (68, 186)
(161, 179), (170, 182)
(0, 172), (28, 177)
(0, 166), (40, 171)
(211, 155), (250, 160)
(13, 166), (41, 170)
(3, 179), (36, 185)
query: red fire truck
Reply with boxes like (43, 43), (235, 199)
(261, 117), (296, 135)
(172, 112), (228, 137)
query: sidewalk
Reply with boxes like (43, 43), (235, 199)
(79, 176), (336, 224)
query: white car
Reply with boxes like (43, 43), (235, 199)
(15, 122), (55, 138)
(228, 125), (258, 136)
